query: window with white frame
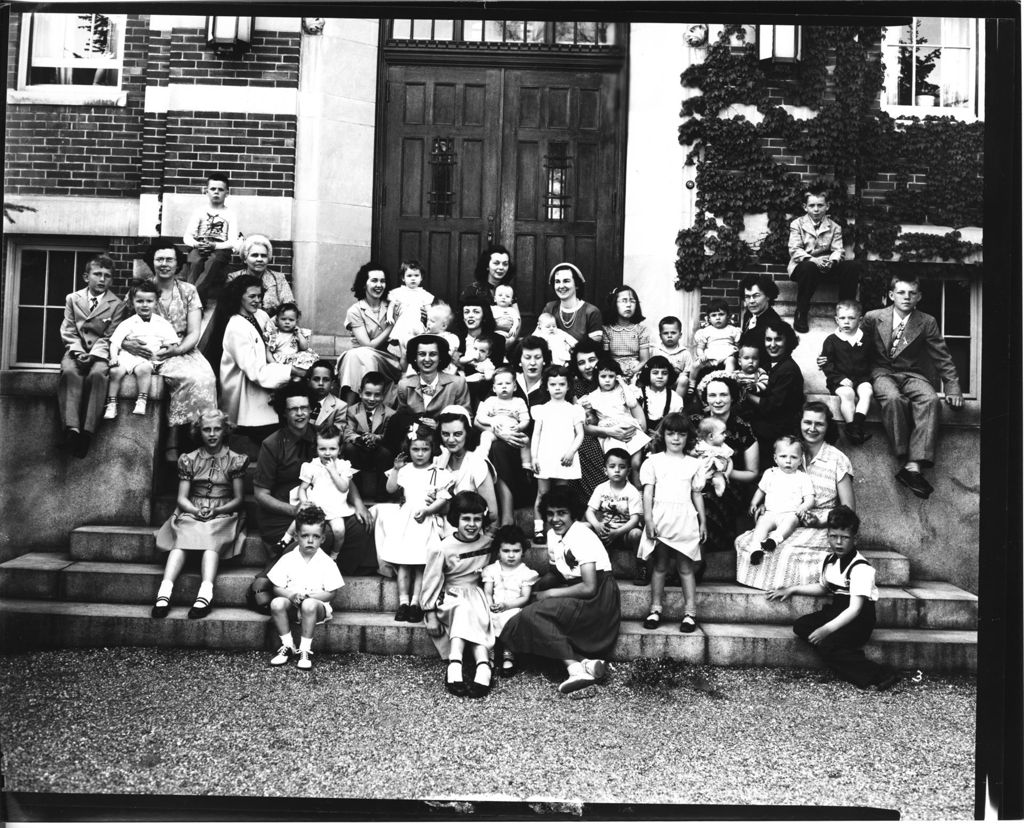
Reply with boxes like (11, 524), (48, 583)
(916, 274), (981, 399)
(882, 18), (983, 120)
(389, 19), (618, 47)
(5, 242), (108, 369)
(11, 13), (127, 104)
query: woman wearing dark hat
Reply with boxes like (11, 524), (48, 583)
(542, 262), (604, 345)
(385, 333), (471, 453)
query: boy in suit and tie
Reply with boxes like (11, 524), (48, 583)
(58, 255), (129, 457)
(863, 275), (963, 498)
(342, 371), (396, 500)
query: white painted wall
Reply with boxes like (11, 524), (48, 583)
(291, 18), (379, 334)
(622, 23), (703, 346)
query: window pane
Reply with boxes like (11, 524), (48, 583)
(31, 14), (70, 61)
(526, 21), (546, 42)
(893, 46), (915, 105)
(48, 251), (77, 303)
(392, 19), (411, 39)
(16, 307), (45, 363)
(939, 48), (971, 107)
(946, 338), (970, 394)
(464, 20), (483, 41)
(554, 22), (576, 44)
(412, 19), (433, 40)
(917, 17), (942, 44)
(914, 45), (942, 99)
(940, 17), (971, 46)
(502, 21), (525, 42)
(896, 23), (915, 44)
(44, 311), (66, 364)
(20, 250), (48, 305)
(576, 22), (597, 44)
(433, 19), (454, 41)
(597, 23), (615, 45)
(943, 280), (971, 336)
(484, 20), (504, 42)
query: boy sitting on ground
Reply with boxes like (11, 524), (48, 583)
(267, 505), (344, 671)
(767, 505), (902, 691)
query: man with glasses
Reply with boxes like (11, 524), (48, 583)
(254, 381), (377, 573)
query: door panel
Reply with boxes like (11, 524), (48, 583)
(381, 65), (502, 304)
(379, 64), (623, 327)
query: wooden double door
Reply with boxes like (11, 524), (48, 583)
(377, 64), (625, 326)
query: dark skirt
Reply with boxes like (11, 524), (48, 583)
(489, 439), (535, 508)
(499, 570), (621, 661)
(569, 433), (607, 504)
(702, 480), (754, 552)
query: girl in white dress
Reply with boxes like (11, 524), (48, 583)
(377, 421), (454, 624)
(638, 412), (709, 634)
(579, 357), (650, 482)
(387, 260), (435, 353)
(481, 525), (539, 675)
(530, 365), (586, 543)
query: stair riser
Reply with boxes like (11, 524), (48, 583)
(0, 605), (976, 673)
(68, 527), (913, 587)
(0, 565), (976, 629)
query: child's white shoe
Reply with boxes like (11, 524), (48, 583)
(133, 398), (147, 415)
(296, 650), (313, 670)
(270, 645), (296, 666)
(103, 402), (117, 420)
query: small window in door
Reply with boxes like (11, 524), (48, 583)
(545, 143), (571, 221)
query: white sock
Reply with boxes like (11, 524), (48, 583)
(299, 636), (313, 653)
(399, 594), (410, 606)
(196, 581), (213, 603)
(280, 633), (294, 650)
(156, 579), (174, 603)
(280, 532), (293, 544)
(534, 519), (544, 534)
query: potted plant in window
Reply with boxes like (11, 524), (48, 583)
(915, 79), (939, 107)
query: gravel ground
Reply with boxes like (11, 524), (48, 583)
(0, 648), (975, 820)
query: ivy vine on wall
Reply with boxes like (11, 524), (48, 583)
(675, 24), (985, 302)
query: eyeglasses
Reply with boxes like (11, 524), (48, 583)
(286, 405), (311, 413)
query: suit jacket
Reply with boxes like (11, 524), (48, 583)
(314, 393), (348, 434)
(220, 310), (293, 427)
(395, 372), (471, 414)
(863, 308), (961, 395)
(342, 401), (396, 445)
(60, 288), (128, 360)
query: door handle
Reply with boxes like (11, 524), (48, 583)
(487, 214), (495, 245)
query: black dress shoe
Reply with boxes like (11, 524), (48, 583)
(151, 603), (170, 619)
(895, 468), (931, 499)
(72, 431), (91, 458)
(793, 311), (809, 333)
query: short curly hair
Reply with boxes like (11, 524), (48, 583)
(351, 261), (390, 300)
(188, 409), (234, 442)
(738, 273), (779, 303)
(143, 238), (187, 274)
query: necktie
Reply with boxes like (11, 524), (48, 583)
(890, 319), (905, 358)
(89, 297), (98, 312)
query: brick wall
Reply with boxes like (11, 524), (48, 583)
(4, 15), (149, 197)
(163, 113), (297, 196)
(169, 29), (300, 87)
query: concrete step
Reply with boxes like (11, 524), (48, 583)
(1, 553), (974, 629)
(67, 525), (914, 586)
(0, 599), (977, 672)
